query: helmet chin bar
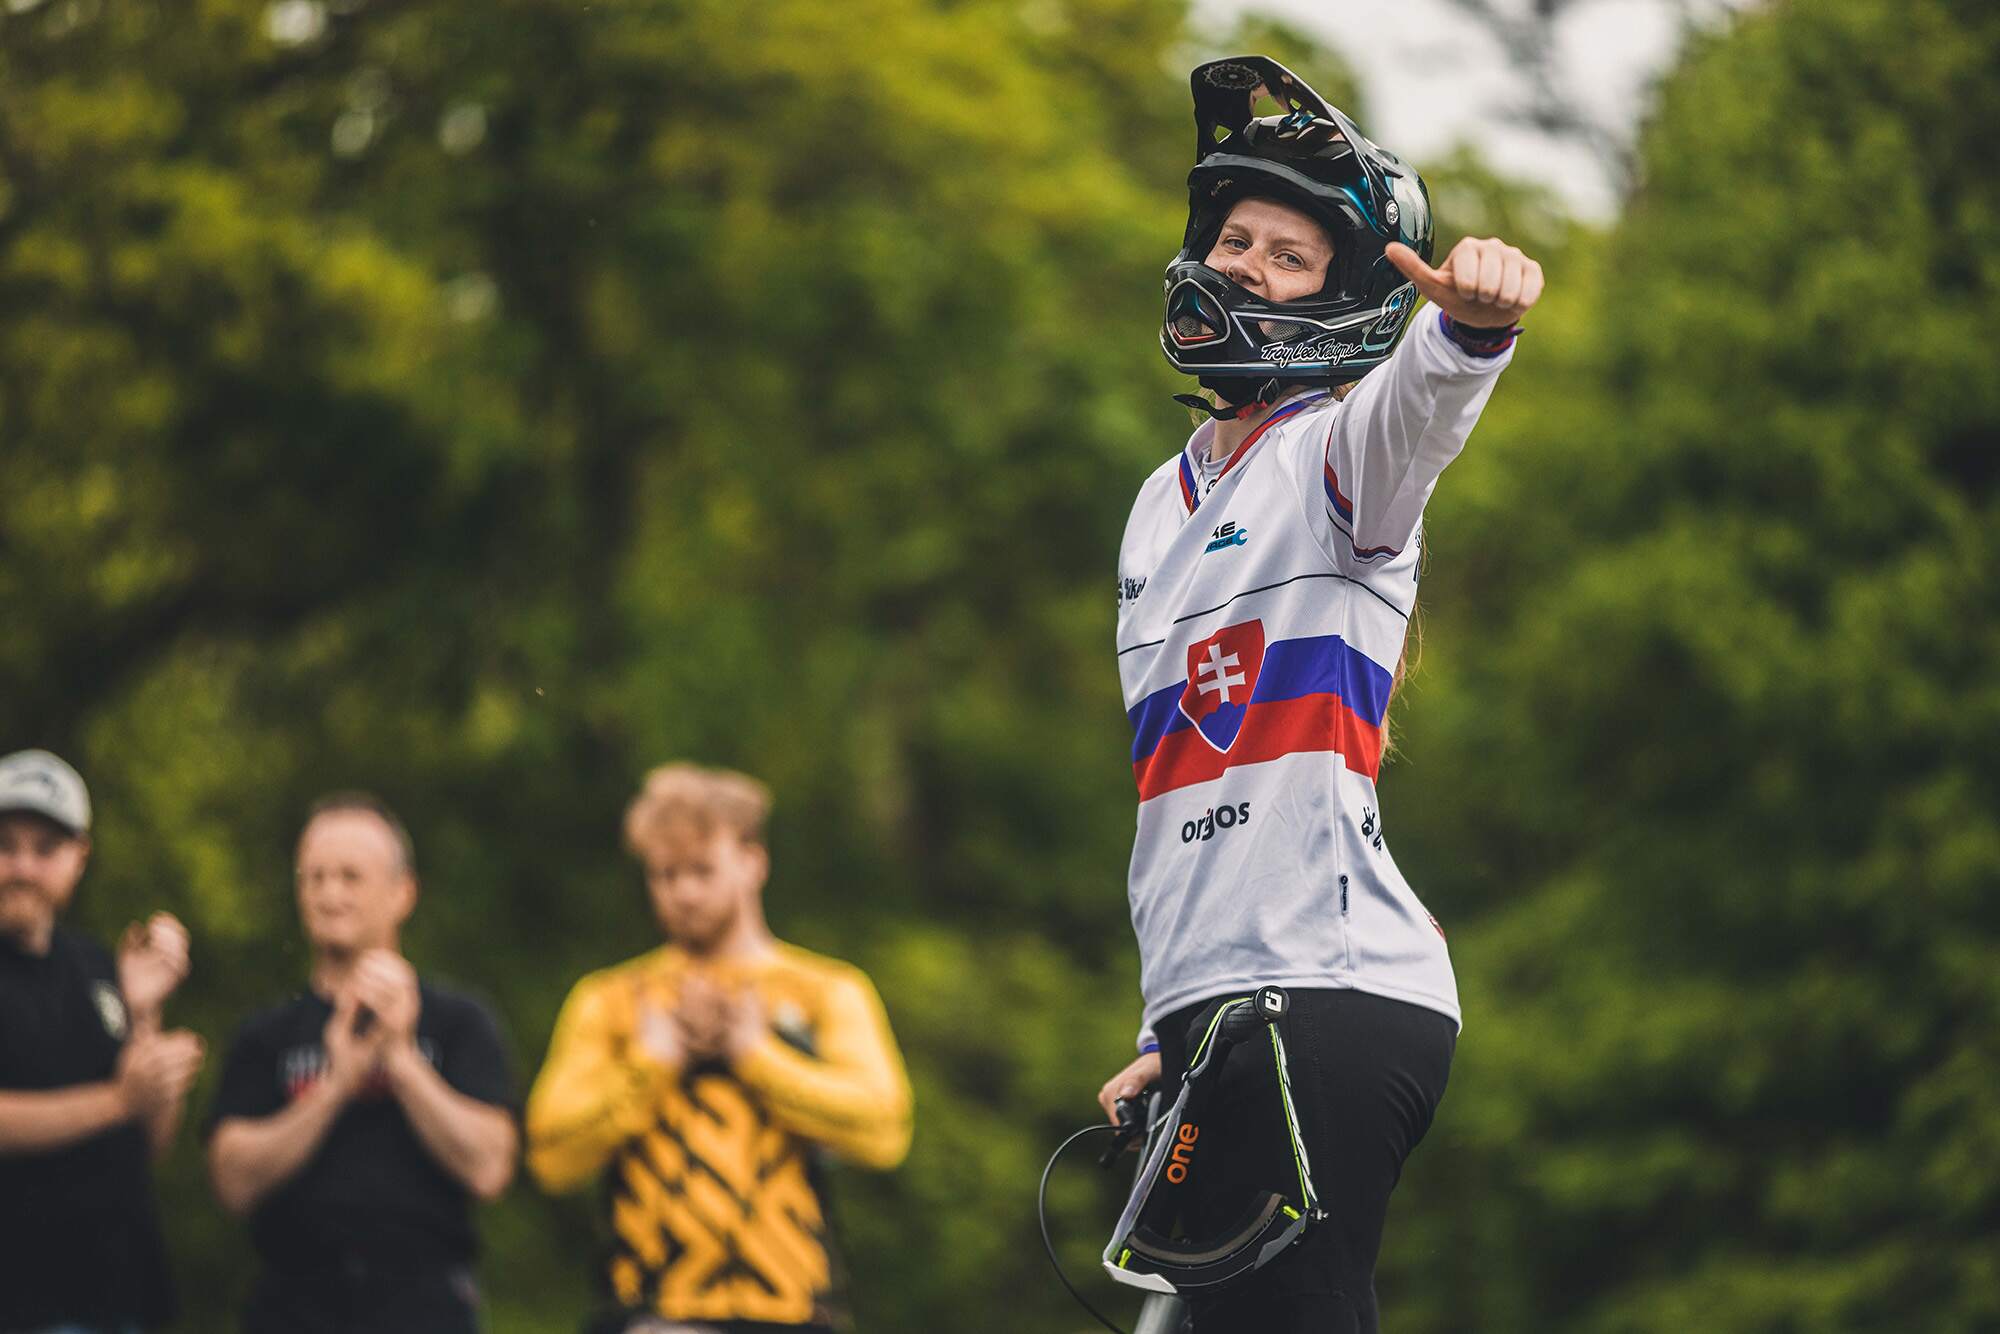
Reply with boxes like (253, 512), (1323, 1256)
(1102, 987), (1320, 1295)
(1162, 260), (1418, 390)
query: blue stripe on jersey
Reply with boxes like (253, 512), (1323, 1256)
(1127, 633), (1395, 764)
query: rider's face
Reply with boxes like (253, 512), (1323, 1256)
(1205, 197), (1333, 303)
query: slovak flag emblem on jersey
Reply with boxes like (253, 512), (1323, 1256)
(1178, 620), (1266, 752)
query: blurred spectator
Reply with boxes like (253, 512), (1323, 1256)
(527, 763), (912, 1334)
(205, 793), (517, 1334)
(0, 748), (203, 1334)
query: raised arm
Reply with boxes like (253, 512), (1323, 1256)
(208, 991), (381, 1215)
(525, 973), (677, 1193)
(383, 1039), (517, 1202)
(118, 912), (199, 1157)
(1318, 237), (1542, 563)
(730, 969), (913, 1170)
(347, 951), (517, 1202)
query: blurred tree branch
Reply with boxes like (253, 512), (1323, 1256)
(1431, 0), (1742, 195)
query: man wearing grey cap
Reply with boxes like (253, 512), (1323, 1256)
(0, 749), (205, 1334)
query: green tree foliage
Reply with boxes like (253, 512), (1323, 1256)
(0, 1), (1314, 1329)
(1384, 0), (2000, 1328)
(5, 0), (1992, 1330)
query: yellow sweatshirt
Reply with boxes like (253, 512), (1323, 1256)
(525, 941), (912, 1327)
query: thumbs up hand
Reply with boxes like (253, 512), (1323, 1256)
(1386, 236), (1544, 330)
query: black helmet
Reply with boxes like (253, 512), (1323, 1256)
(1162, 56), (1434, 401)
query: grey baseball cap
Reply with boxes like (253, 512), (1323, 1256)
(0, 749), (92, 835)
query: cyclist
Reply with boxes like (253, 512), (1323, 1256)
(1096, 56), (1543, 1333)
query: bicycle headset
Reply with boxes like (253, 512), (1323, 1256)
(1102, 985), (1320, 1293)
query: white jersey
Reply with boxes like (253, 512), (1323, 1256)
(1117, 311), (1512, 1044)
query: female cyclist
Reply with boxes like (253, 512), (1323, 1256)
(1095, 56), (1543, 1333)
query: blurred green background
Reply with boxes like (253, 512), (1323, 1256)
(4, 0), (1997, 1329)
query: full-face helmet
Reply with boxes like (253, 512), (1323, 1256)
(1163, 56), (1434, 404)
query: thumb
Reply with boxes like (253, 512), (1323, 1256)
(1384, 242), (1448, 301)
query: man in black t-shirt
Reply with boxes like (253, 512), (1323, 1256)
(0, 748), (205, 1334)
(205, 793), (518, 1334)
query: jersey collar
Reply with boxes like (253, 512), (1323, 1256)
(1177, 391), (1330, 515)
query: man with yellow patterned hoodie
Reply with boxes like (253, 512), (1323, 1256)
(526, 764), (912, 1334)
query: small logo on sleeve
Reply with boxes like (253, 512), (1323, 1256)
(92, 981), (129, 1041)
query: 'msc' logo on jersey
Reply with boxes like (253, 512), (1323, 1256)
(1178, 620), (1265, 752)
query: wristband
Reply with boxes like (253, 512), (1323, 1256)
(1439, 310), (1520, 357)
(1139, 1040), (1160, 1056)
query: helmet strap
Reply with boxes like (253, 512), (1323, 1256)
(1173, 376), (1284, 421)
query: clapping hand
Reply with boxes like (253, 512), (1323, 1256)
(322, 990), (389, 1098)
(116, 1027), (205, 1120)
(322, 951), (419, 1098)
(348, 949), (422, 1050)
(634, 992), (688, 1070)
(675, 973), (766, 1064)
(117, 912), (191, 1021)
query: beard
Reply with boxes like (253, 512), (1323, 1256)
(0, 880), (54, 940)
(661, 899), (739, 953)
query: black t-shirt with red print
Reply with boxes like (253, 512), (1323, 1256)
(205, 979), (514, 1331)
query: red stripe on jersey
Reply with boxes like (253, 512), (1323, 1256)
(1180, 394), (1327, 515)
(1133, 691), (1383, 800)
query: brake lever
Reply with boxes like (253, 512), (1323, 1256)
(1097, 1088), (1154, 1167)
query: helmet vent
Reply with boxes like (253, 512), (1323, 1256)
(1204, 61), (1263, 91)
(1166, 280), (1228, 347)
(1171, 314), (1220, 345)
(1255, 320), (1313, 343)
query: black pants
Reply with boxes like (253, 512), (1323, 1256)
(1154, 988), (1456, 1334)
(242, 1264), (479, 1334)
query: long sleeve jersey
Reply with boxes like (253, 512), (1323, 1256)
(1117, 310), (1513, 1046)
(524, 941), (912, 1328)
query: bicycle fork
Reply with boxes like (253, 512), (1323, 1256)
(1132, 1290), (1192, 1333)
